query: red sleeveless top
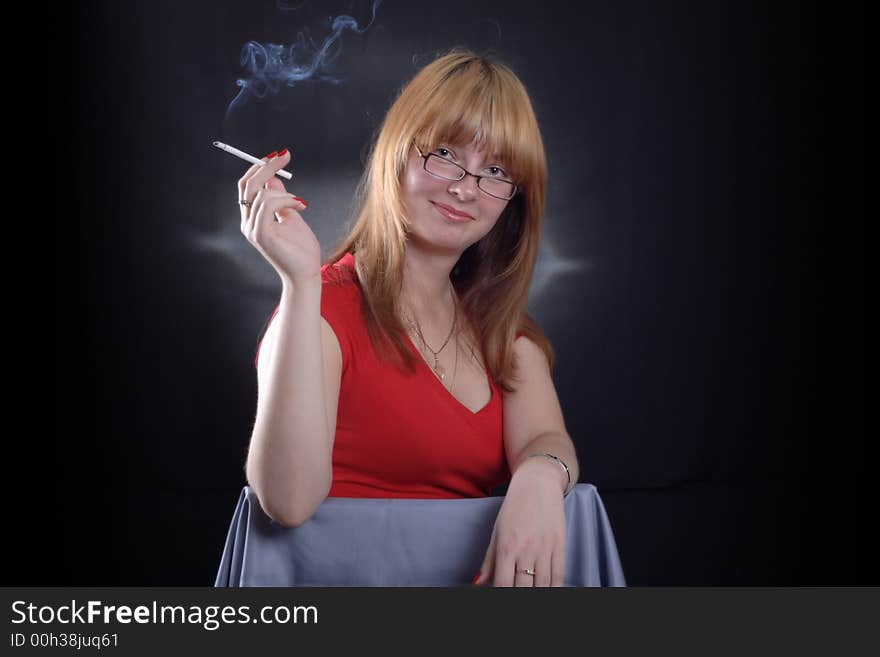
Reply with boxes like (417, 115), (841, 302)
(256, 252), (513, 498)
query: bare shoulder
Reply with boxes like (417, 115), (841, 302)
(513, 334), (550, 372)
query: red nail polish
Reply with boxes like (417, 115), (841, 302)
(278, 148), (288, 157)
(293, 196), (309, 206)
(471, 570), (481, 585)
(265, 151), (277, 159)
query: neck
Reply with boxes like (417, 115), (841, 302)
(400, 246), (460, 321)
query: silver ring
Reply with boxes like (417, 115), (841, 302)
(518, 568), (535, 577)
(239, 199), (252, 207)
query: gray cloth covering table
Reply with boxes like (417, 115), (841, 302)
(215, 484), (626, 587)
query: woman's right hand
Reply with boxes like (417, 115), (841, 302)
(238, 149), (322, 288)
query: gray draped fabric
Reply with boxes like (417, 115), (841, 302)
(215, 484), (626, 587)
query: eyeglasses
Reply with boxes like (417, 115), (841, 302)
(414, 144), (519, 201)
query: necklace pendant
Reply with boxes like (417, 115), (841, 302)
(434, 361), (446, 380)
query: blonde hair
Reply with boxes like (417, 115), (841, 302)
(324, 47), (554, 393)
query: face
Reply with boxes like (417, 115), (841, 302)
(400, 139), (512, 256)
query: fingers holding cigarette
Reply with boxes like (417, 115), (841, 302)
(244, 149), (291, 197)
(214, 141), (293, 180)
(237, 149), (309, 226)
(262, 153), (290, 194)
(223, 140), (322, 286)
(222, 141), (305, 210)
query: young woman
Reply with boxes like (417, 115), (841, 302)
(238, 48), (579, 587)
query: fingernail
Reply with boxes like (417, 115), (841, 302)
(471, 571), (481, 585)
(278, 148), (288, 157)
(293, 196), (309, 207)
(265, 151), (277, 159)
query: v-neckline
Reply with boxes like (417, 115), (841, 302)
(403, 333), (494, 416)
(346, 249), (493, 416)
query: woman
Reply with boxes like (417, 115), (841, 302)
(238, 48), (579, 587)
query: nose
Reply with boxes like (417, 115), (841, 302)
(447, 173), (479, 201)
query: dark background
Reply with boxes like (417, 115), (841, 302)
(46, 0), (865, 585)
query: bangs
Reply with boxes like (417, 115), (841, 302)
(411, 62), (537, 184)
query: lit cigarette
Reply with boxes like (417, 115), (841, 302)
(212, 141), (293, 180)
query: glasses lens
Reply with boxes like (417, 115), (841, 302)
(425, 154), (464, 180)
(479, 178), (516, 200)
(424, 154), (516, 200)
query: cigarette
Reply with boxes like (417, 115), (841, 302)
(212, 141), (293, 180)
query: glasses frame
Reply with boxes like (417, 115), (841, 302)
(413, 143), (520, 201)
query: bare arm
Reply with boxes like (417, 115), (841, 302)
(244, 278), (342, 526)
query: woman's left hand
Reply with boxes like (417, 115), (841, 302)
(472, 461), (567, 587)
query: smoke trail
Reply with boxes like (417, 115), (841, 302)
(226, 0), (382, 118)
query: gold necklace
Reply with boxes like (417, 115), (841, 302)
(402, 284), (459, 391)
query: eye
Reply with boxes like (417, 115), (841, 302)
(487, 165), (508, 178)
(434, 147), (454, 159)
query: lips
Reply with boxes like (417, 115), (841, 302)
(432, 201), (474, 221)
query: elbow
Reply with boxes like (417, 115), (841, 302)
(249, 485), (312, 528)
(267, 492), (328, 528)
(287, 479), (332, 527)
(266, 508), (309, 529)
(245, 469), (331, 529)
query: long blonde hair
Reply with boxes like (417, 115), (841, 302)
(324, 47), (554, 393)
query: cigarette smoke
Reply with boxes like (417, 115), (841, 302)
(226, 0), (383, 118)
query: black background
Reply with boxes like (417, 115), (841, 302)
(46, 0), (865, 585)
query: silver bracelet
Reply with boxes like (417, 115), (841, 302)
(527, 452), (573, 496)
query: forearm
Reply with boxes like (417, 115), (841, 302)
(510, 432), (580, 495)
(246, 280), (332, 526)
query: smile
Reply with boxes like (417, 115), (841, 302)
(431, 201), (474, 223)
